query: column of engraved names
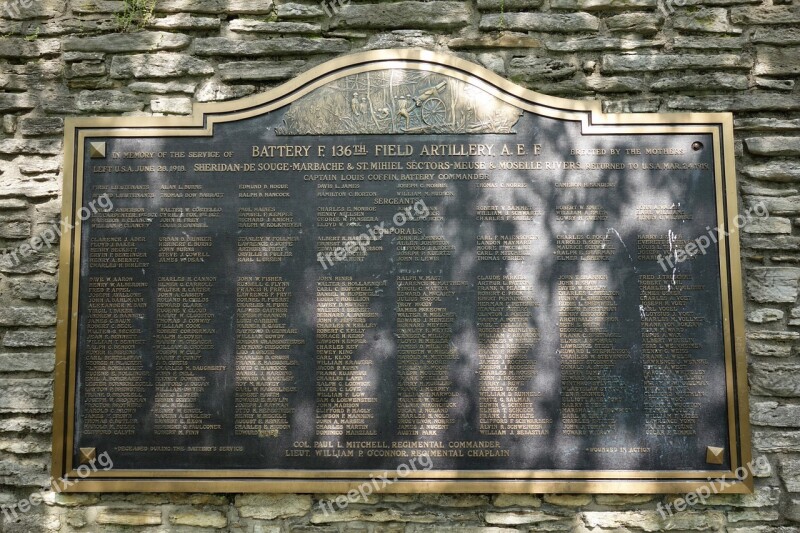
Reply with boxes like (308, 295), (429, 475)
(235, 277), (302, 437)
(396, 276), (462, 436)
(83, 176), (154, 438)
(316, 277), (383, 437)
(83, 277), (149, 435)
(558, 275), (630, 435)
(478, 275), (549, 436)
(639, 275), (707, 436)
(154, 277), (220, 436)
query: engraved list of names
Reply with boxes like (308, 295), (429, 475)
(68, 65), (735, 479)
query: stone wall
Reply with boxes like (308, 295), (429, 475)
(0, 0), (799, 530)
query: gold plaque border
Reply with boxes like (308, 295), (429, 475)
(53, 49), (751, 494)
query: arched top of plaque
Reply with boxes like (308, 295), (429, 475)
(276, 69), (525, 135)
(65, 49), (734, 133)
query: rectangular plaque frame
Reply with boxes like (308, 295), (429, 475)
(53, 49), (751, 493)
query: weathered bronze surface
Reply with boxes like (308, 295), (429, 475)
(53, 50), (751, 493)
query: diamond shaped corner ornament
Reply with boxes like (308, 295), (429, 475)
(88, 141), (106, 159)
(706, 446), (725, 465)
(78, 447), (96, 465)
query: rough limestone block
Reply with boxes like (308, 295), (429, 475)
(743, 217), (792, 234)
(508, 56), (578, 81)
(95, 508), (162, 526)
(154, 0), (227, 13)
(17, 118), (63, 137)
(578, 75), (640, 92)
(730, 6), (800, 25)
(168, 509), (227, 528)
(747, 340), (792, 357)
(0, 217), (31, 239)
(309, 507), (440, 523)
(227, 0), (275, 14)
(673, 8), (742, 33)
(753, 27), (800, 44)
(602, 53), (751, 73)
(581, 511), (724, 531)
(275, 2), (326, 18)
(148, 13), (221, 30)
(480, 13), (601, 32)
(550, 0), (656, 10)
(333, 2), (471, 29)
(742, 162), (800, 182)
(603, 97), (661, 113)
(650, 73), (748, 92)
(235, 494), (311, 519)
(667, 94), (800, 111)
(449, 33), (543, 49)
(673, 35), (746, 49)
(755, 78), (795, 91)
(606, 13), (662, 34)
(746, 196), (800, 216)
(0, 418), (51, 434)
(0, 307), (56, 327)
(0, 39), (60, 58)
(727, 509), (781, 523)
(229, 20), (321, 34)
(780, 458), (800, 492)
(71, 0), (125, 14)
(741, 185), (798, 197)
(594, 495), (654, 506)
(704, 486), (780, 507)
(0, 199), (27, 209)
(76, 90), (144, 112)
(477, 0), (544, 9)
(0, 140), (61, 155)
(485, 510), (564, 525)
(111, 53), (213, 79)
(150, 96), (192, 115)
(752, 402), (800, 427)
(492, 494), (542, 507)
(365, 30), (439, 50)
(0, 93), (37, 113)
(0, 353), (54, 372)
(0, 378), (53, 413)
(786, 498), (800, 523)
(195, 80), (256, 102)
(217, 60), (306, 82)
(128, 81), (198, 94)
(63, 31), (190, 53)
(747, 308), (784, 323)
(545, 37), (664, 52)
(191, 37), (349, 56)
(747, 268), (800, 303)
(2, 329), (56, 348)
(746, 136), (800, 156)
(750, 362), (800, 397)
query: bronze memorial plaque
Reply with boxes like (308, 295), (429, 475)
(53, 50), (751, 493)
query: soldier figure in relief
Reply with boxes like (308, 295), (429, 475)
(397, 95), (411, 130)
